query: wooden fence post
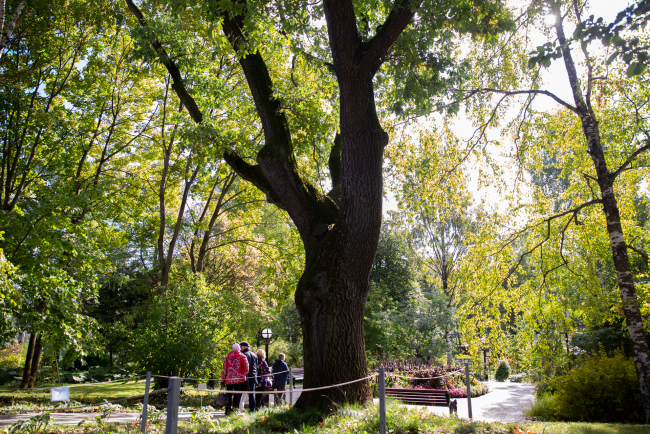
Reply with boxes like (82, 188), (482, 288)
(165, 377), (180, 434)
(140, 371), (151, 433)
(379, 366), (386, 434)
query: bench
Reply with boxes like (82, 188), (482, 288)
(290, 368), (304, 384)
(385, 388), (455, 414)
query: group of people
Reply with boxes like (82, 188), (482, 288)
(220, 341), (290, 415)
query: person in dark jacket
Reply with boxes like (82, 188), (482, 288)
(271, 353), (289, 406)
(240, 341), (259, 412)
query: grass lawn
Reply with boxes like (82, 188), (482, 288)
(8, 402), (646, 434)
(525, 422), (650, 434)
(0, 381), (145, 406)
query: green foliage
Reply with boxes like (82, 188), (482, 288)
(494, 360), (510, 382)
(525, 393), (557, 422)
(365, 218), (454, 360)
(573, 1), (650, 77)
(533, 351), (643, 423)
(267, 338), (303, 368)
(570, 320), (639, 358)
(129, 274), (239, 378)
(61, 366), (133, 384)
(7, 412), (54, 434)
(0, 342), (26, 369)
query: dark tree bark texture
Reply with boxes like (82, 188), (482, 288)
(127, 0), (419, 409)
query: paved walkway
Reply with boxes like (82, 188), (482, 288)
(0, 382), (534, 427)
(0, 387), (303, 427)
(0, 411), (225, 427)
(386, 381), (535, 423)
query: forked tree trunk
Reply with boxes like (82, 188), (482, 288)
(25, 333), (42, 388)
(126, 0), (418, 409)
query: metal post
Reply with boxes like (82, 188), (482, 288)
(165, 377), (181, 434)
(483, 349), (488, 381)
(289, 368), (293, 406)
(465, 365), (472, 421)
(141, 371), (151, 433)
(379, 367), (386, 434)
(55, 350), (61, 384)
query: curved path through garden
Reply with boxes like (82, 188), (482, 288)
(397, 381), (536, 422)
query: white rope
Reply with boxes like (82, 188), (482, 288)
(152, 369), (290, 382)
(187, 373), (378, 395)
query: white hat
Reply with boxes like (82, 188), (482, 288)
(232, 343), (241, 352)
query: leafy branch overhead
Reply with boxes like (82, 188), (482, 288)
(528, 0), (650, 77)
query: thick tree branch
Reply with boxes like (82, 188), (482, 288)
(125, 0), (203, 123)
(223, 150), (284, 209)
(357, 0), (422, 74)
(219, 5), (338, 237)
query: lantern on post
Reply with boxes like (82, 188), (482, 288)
(261, 327), (273, 358)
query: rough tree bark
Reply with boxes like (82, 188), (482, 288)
(127, 0), (419, 408)
(553, 1), (650, 422)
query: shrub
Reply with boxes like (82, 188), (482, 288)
(61, 366), (133, 383)
(549, 350), (643, 423)
(0, 343), (26, 369)
(525, 393), (556, 421)
(494, 360), (510, 382)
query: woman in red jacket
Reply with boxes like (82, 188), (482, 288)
(221, 343), (248, 415)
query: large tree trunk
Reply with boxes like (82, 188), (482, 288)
(553, 5), (650, 422)
(126, 0), (417, 409)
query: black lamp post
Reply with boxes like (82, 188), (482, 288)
(480, 336), (489, 380)
(261, 327), (273, 358)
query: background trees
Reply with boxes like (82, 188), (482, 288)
(0, 0), (649, 422)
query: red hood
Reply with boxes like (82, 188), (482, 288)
(226, 350), (242, 360)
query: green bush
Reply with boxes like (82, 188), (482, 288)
(525, 393), (556, 421)
(494, 360), (510, 382)
(0, 343), (26, 369)
(527, 350), (643, 423)
(551, 350), (643, 423)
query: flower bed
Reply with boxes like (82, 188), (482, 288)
(370, 363), (489, 398)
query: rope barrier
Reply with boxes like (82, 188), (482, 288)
(151, 369), (289, 382)
(7, 375), (146, 393)
(185, 373), (378, 395)
(0, 388), (169, 414)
